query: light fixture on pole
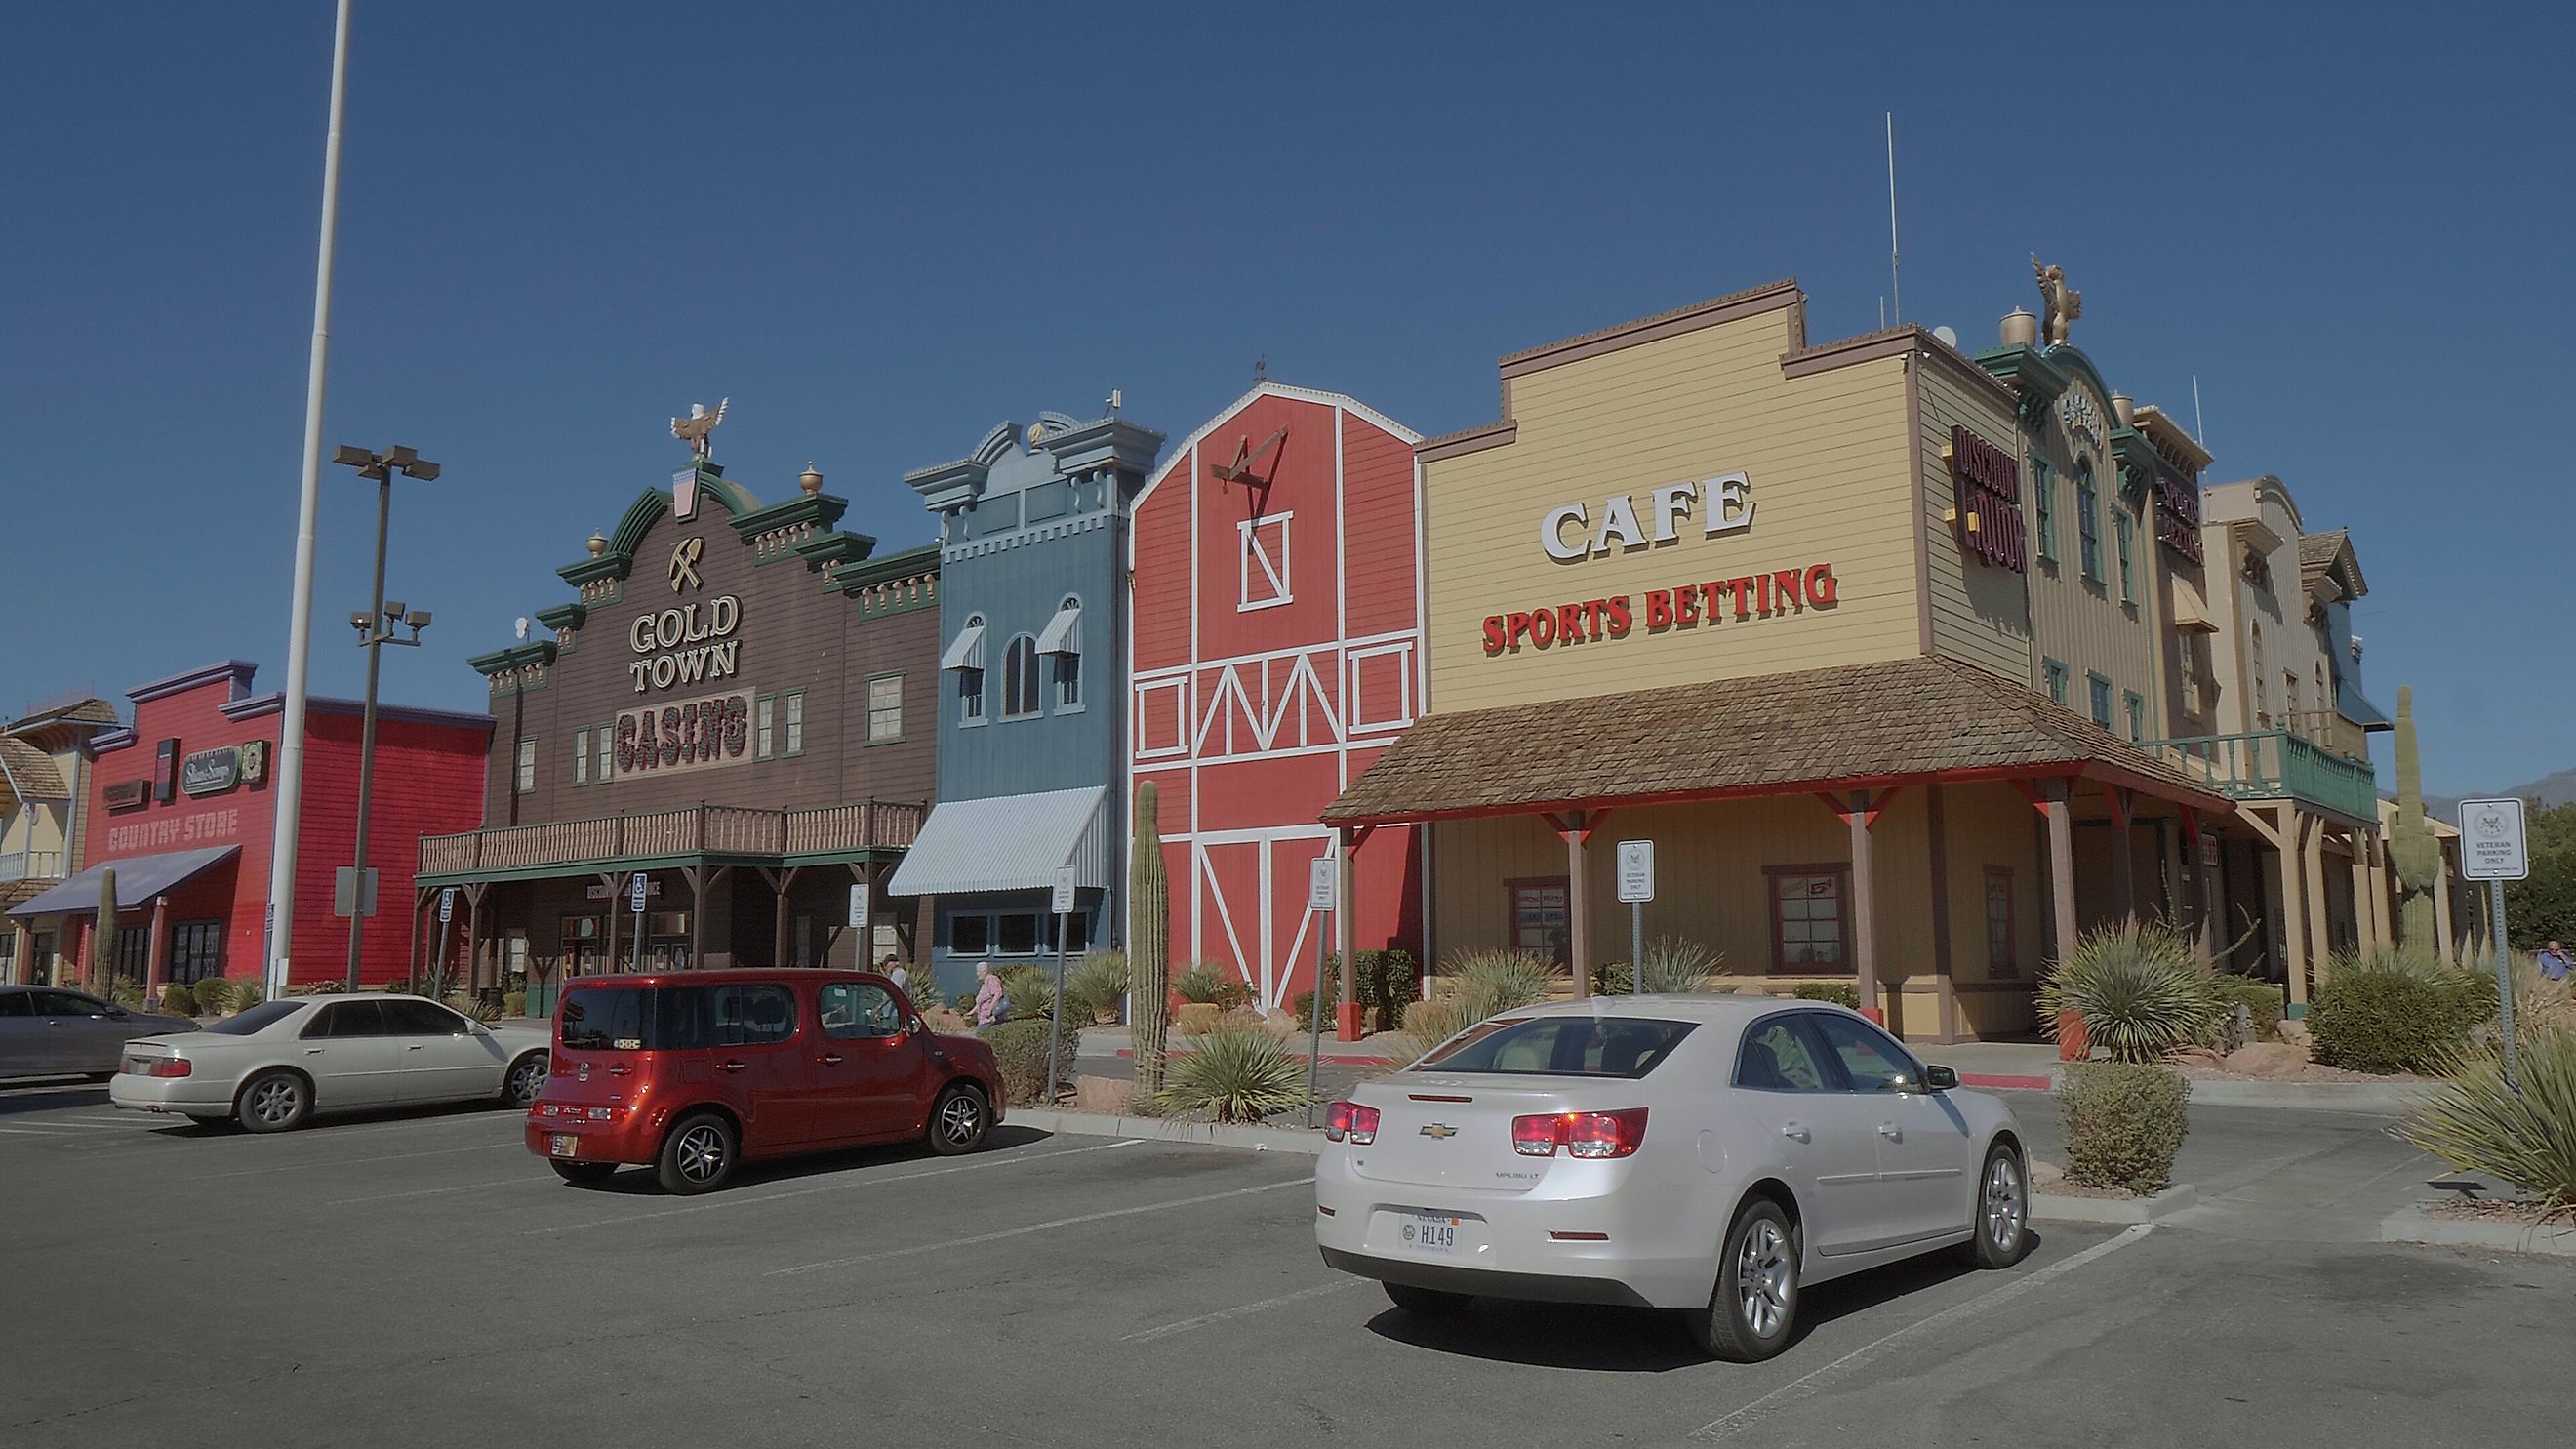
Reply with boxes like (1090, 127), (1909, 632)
(333, 444), (440, 993)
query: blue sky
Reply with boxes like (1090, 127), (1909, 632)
(7, 3), (2568, 795)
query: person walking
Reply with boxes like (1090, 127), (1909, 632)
(882, 954), (909, 998)
(973, 961), (1010, 1032)
(2540, 939), (2574, 983)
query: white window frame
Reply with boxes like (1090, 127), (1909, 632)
(1133, 675), (1191, 760)
(572, 728), (590, 785)
(1238, 511), (1293, 612)
(513, 738), (536, 795)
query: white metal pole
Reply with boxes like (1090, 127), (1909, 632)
(263, 0), (356, 1000)
(1885, 112), (1901, 325)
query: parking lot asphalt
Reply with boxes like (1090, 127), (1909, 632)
(3, 1077), (2566, 1449)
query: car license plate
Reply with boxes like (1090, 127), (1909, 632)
(548, 1134), (578, 1159)
(1400, 1213), (1460, 1255)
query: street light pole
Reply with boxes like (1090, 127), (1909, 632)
(334, 445), (438, 992)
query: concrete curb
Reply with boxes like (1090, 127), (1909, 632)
(2380, 1206), (2576, 1257)
(2031, 1184), (2198, 1224)
(1013, 1107), (1327, 1156)
(2179, 1079), (2429, 1113)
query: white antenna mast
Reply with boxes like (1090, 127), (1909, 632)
(2192, 374), (2207, 446)
(1885, 112), (1902, 324)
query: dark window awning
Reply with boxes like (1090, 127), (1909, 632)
(8, 846), (240, 917)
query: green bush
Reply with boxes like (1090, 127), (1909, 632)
(2061, 1061), (2190, 1193)
(983, 1019), (1073, 1106)
(1794, 983), (1861, 1010)
(1351, 948), (1420, 1031)
(2397, 1026), (2576, 1211)
(2309, 954), (2495, 1074)
(1064, 951), (1128, 1025)
(1210, 976), (1252, 1012)
(997, 965), (1058, 1023)
(1172, 966), (1224, 1004)
(108, 981), (145, 1009)
(2037, 925), (2224, 1064)
(160, 986), (198, 1018)
(1407, 949), (1561, 1048)
(2212, 977), (2283, 1042)
(190, 977), (235, 1015)
(1156, 1026), (1304, 1123)
(1590, 960), (1634, 995)
(1638, 938), (1721, 993)
(503, 990), (528, 1019)
(229, 979), (265, 1012)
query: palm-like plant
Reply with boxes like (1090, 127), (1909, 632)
(1637, 937), (1721, 994)
(2398, 1026), (2576, 1213)
(2037, 925), (2224, 1065)
(1155, 1027), (1304, 1123)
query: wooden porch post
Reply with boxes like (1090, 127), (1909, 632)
(2182, 812), (2217, 964)
(2367, 835), (2395, 954)
(597, 873), (621, 977)
(2278, 811), (2311, 1008)
(1925, 784), (1956, 1044)
(2348, 841), (2374, 959)
(408, 891), (428, 993)
(1546, 811), (1598, 1001)
(1335, 827), (1363, 1041)
(2104, 785), (2136, 926)
(684, 865), (706, 969)
(9, 920), (31, 986)
(764, 865), (803, 968)
(145, 896), (170, 997)
(1847, 791), (1881, 1023)
(2044, 781), (2078, 966)
(2303, 816), (2333, 988)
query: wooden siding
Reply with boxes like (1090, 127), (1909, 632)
(1423, 306), (1923, 712)
(2024, 371), (2165, 738)
(1916, 362), (2033, 679)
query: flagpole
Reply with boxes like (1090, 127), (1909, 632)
(264, 0), (355, 998)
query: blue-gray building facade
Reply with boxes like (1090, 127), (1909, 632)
(887, 411), (1164, 1005)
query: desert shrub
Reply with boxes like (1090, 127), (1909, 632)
(1793, 983), (1861, 1010)
(108, 981), (145, 1008)
(1405, 950), (1560, 1048)
(502, 990), (529, 1019)
(228, 980), (265, 1012)
(2309, 954), (2495, 1074)
(2061, 1061), (2190, 1192)
(1156, 1026), (1303, 1122)
(1404, 995), (1467, 1046)
(983, 1019), (1071, 1106)
(1175, 1002), (1224, 1035)
(1348, 948), (1420, 1031)
(2212, 977), (2283, 1042)
(190, 978), (235, 1015)
(159, 986), (198, 1017)
(1371, 1032), (1427, 1067)
(1210, 977), (1252, 1012)
(1064, 951), (1128, 1025)
(469, 997), (503, 1025)
(1638, 938), (1721, 993)
(997, 965), (1057, 1023)
(2397, 1026), (2576, 1211)
(922, 1005), (971, 1035)
(285, 980), (344, 996)
(1590, 961), (1634, 995)
(1172, 966), (1224, 1004)
(1289, 990), (1326, 1026)
(2037, 925), (2224, 1064)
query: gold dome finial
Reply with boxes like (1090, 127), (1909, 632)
(586, 530), (608, 557)
(798, 461), (824, 495)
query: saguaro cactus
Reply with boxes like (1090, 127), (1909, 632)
(92, 868), (119, 995)
(1129, 781), (1172, 1104)
(2389, 684), (2441, 959)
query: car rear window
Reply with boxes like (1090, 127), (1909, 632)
(200, 1001), (305, 1036)
(559, 984), (800, 1051)
(1413, 1016), (1694, 1079)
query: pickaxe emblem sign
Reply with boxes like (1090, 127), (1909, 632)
(669, 537), (705, 592)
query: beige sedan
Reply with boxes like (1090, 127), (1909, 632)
(110, 994), (550, 1132)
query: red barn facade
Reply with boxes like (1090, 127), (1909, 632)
(1128, 383), (1425, 1013)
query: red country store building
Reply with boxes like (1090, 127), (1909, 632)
(6, 661), (489, 994)
(1128, 382), (1427, 1025)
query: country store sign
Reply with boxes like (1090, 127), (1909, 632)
(1482, 471), (1837, 654)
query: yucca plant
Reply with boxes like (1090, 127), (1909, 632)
(1064, 950), (1128, 1025)
(191, 977), (236, 1016)
(229, 979), (265, 1012)
(2397, 1026), (2576, 1213)
(1637, 937), (1721, 994)
(2036, 925), (2224, 1065)
(1155, 1026), (1304, 1123)
(1172, 965), (1225, 1005)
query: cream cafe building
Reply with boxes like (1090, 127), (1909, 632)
(1325, 273), (2398, 1042)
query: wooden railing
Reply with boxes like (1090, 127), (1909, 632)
(2139, 728), (2380, 823)
(0, 848), (65, 884)
(418, 800), (924, 877)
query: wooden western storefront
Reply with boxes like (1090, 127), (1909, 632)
(1326, 656), (2234, 1042)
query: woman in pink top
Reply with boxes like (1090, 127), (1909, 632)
(972, 962), (1008, 1030)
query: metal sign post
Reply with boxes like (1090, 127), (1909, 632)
(628, 871), (648, 974)
(2459, 799), (2530, 1092)
(1616, 841), (1654, 994)
(430, 888), (455, 1000)
(1045, 866), (1077, 1105)
(1306, 857), (1338, 1126)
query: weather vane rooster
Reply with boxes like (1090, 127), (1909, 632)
(2031, 257), (2081, 346)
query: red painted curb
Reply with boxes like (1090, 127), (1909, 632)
(1960, 1072), (2055, 1091)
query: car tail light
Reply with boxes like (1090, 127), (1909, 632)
(1323, 1101), (1379, 1145)
(1511, 1108), (1649, 1159)
(147, 1059), (193, 1079)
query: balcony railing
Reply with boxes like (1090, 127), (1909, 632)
(0, 848), (66, 884)
(418, 800), (924, 878)
(2139, 728), (2380, 822)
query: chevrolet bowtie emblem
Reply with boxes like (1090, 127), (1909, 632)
(1420, 1123), (1458, 1139)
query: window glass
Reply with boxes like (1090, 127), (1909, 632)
(383, 999), (469, 1036)
(1416, 1016), (1693, 1078)
(785, 692), (805, 754)
(1737, 1018), (1831, 1091)
(559, 986), (645, 1050)
(2125, 692), (2145, 742)
(2075, 460), (2102, 580)
(2089, 675), (2113, 729)
(949, 914), (990, 955)
(706, 986), (797, 1046)
(755, 696), (775, 759)
(867, 674), (904, 743)
(596, 725), (615, 783)
(1509, 880), (1570, 964)
(1002, 637), (1040, 719)
(573, 728), (590, 785)
(305, 1000), (391, 1039)
(202, 1001), (306, 1036)
(1054, 652), (1081, 709)
(2043, 660), (2068, 705)
(820, 982), (905, 1040)
(0, 992), (30, 1018)
(1809, 1012), (1920, 1091)
(1060, 911), (1090, 955)
(995, 913), (1041, 955)
(2114, 510), (2136, 602)
(1770, 871), (1846, 968)
(514, 738), (536, 794)
(169, 921), (223, 986)
(32, 990), (107, 1017)
(2033, 458), (2054, 558)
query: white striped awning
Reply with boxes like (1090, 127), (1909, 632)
(887, 786), (1107, 898)
(1035, 600), (1083, 656)
(939, 621), (986, 671)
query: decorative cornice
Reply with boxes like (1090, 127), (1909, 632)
(532, 601), (586, 632)
(1497, 278), (1802, 379)
(127, 660), (259, 706)
(1040, 416), (1166, 478)
(1974, 343), (2073, 425)
(939, 510), (1112, 563)
(1415, 421), (1517, 463)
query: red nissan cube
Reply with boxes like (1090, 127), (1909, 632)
(526, 968), (1006, 1194)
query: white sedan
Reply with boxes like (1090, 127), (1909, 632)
(1315, 995), (2030, 1361)
(109, 994), (551, 1133)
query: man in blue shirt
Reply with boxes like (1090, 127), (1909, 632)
(2540, 940), (2573, 983)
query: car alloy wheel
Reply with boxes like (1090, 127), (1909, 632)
(1984, 1152), (2026, 1254)
(1736, 1216), (1793, 1339)
(1686, 1197), (1799, 1361)
(926, 1084), (988, 1156)
(238, 1071), (310, 1134)
(503, 1053), (548, 1107)
(672, 1122), (728, 1186)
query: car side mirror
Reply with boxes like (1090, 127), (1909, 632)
(1921, 1065), (1959, 1092)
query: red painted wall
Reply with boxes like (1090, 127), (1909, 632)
(82, 665), (489, 989)
(1128, 388), (1426, 1009)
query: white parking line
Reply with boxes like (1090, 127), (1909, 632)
(0, 1118), (155, 1133)
(1690, 1223), (2156, 1442)
(525, 1138), (1149, 1236)
(1121, 1277), (1367, 1342)
(769, 1174), (1314, 1277)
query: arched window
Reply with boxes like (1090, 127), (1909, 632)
(1002, 634), (1041, 719)
(2249, 623), (2268, 724)
(950, 612), (987, 724)
(2074, 459), (2103, 581)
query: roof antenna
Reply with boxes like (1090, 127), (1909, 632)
(1885, 112), (1903, 325)
(2192, 374), (2207, 446)
(1106, 387), (1123, 415)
